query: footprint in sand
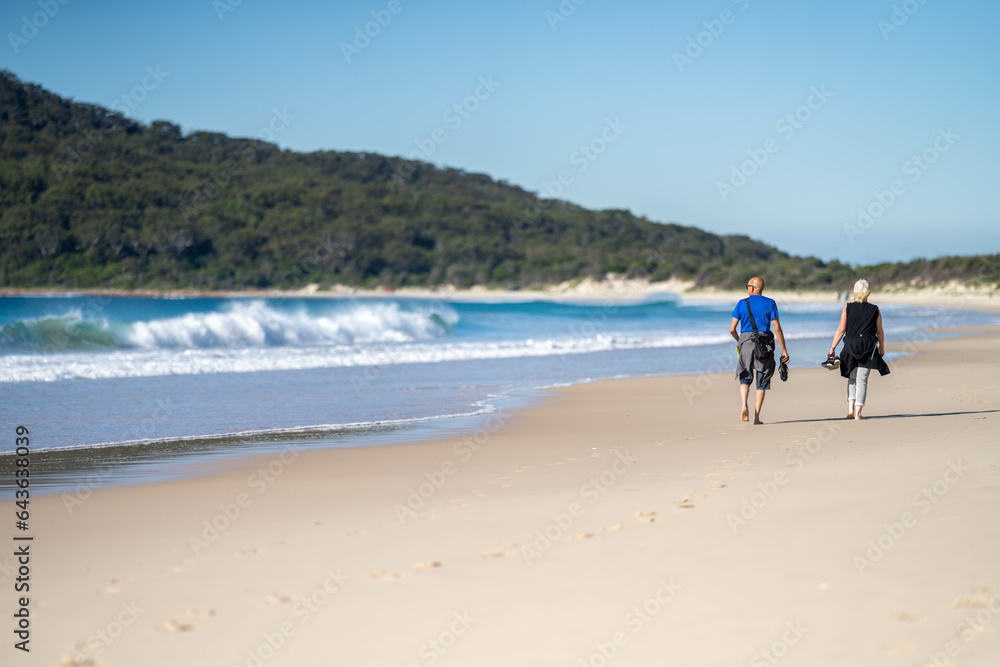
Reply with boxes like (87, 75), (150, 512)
(675, 496), (695, 509)
(953, 595), (994, 608)
(604, 524), (623, 532)
(346, 529), (367, 536)
(413, 561), (442, 569)
(572, 532), (595, 540)
(483, 551), (508, 559)
(60, 656), (95, 666)
(186, 608), (216, 618)
(264, 593), (299, 604)
(156, 619), (196, 633)
(894, 612), (926, 623)
(74, 637), (102, 652)
(880, 641), (915, 653)
(239, 547), (264, 555)
(710, 481), (728, 489)
(371, 570), (407, 579)
(635, 511), (656, 523)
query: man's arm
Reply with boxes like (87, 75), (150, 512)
(730, 317), (740, 342)
(772, 319), (789, 363)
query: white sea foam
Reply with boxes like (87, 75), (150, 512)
(0, 329), (838, 383)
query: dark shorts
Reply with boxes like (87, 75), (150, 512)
(738, 369), (771, 390)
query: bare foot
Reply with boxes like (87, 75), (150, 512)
(855, 414), (865, 420)
(753, 417), (763, 425)
(741, 408), (750, 422)
(846, 412), (854, 419)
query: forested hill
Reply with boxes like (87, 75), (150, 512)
(0, 70), (995, 292)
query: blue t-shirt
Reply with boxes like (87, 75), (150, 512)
(732, 295), (779, 334)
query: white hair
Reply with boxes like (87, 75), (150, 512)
(854, 279), (871, 302)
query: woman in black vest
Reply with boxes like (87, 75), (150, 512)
(828, 279), (890, 420)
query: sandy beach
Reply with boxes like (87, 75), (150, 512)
(4, 327), (999, 666)
(3, 277), (999, 312)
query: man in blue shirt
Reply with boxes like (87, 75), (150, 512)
(728, 276), (789, 424)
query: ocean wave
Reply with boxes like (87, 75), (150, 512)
(0, 301), (457, 351)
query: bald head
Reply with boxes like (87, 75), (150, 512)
(747, 276), (764, 295)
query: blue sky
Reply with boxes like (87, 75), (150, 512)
(2, 0), (998, 264)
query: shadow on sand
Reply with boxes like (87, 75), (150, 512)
(771, 409), (999, 425)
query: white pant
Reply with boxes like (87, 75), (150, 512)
(847, 367), (871, 406)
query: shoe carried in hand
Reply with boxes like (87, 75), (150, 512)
(779, 361), (788, 382)
(821, 355), (840, 370)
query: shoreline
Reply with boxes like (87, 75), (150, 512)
(3, 324), (988, 498)
(2, 324), (995, 499)
(4, 327), (998, 665)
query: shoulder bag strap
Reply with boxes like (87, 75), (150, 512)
(745, 297), (758, 333)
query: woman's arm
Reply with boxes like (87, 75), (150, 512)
(830, 305), (847, 355)
(876, 310), (885, 357)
